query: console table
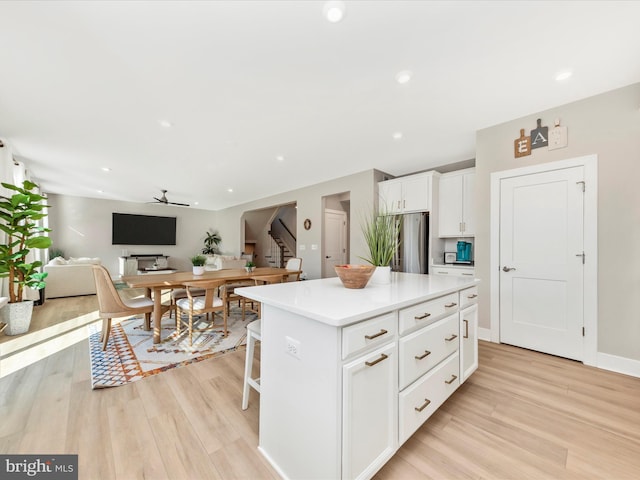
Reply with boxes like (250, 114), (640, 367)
(118, 254), (173, 276)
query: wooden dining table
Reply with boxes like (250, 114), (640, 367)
(122, 267), (299, 344)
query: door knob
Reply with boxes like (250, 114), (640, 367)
(502, 266), (516, 272)
(325, 255), (331, 259)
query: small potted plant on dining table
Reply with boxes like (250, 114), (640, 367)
(245, 260), (255, 273)
(191, 255), (206, 275)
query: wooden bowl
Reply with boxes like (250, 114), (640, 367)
(334, 264), (376, 289)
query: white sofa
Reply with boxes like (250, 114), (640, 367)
(205, 254), (248, 271)
(44, 257), (101, 299)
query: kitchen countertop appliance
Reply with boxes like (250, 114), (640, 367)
(456, 241), (472, 263)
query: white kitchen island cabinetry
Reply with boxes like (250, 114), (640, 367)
(237, 273), (479, 480)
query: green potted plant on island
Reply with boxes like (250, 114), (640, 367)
(245, 260), (255, 273)
(359, 208), (402, 285)
(0, 180), (52, 335)
(191, 255), (206, 275)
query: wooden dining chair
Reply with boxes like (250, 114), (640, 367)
(285, 257), (303, 281)
(92, 265), (154, 351)
(169, 286), (206, 319)
(175, 279), (228, 345)
(241, 273), (285, 320)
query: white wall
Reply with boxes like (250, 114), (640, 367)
(475, 82), (640, 361)
(47, 194), (217, 274)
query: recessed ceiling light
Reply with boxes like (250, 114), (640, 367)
(555, 70), (572, 82)
(227, 188), (233, 193)
(97, 190), (104, 194)
(101, 167), (111, 172)
(323, 1), (345, 23)
(158, 120), (173, 128)
(193, 201), (199, 206)
(276, 155), (285, 162)
(395, 70), (412, 84)
(392, 132), (403, 140)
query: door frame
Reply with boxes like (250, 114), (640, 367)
(490, 155), (598, 366)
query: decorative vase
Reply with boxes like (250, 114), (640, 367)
(245, 266), (255, 273)
(369, 265), (391, 285)
(0, 300), (34, 336)
(192, 266), (205, 275)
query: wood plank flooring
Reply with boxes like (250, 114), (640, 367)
(1, 296), (640, 479)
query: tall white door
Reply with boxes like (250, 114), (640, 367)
(499, 166), (584, 360)
(323, 209), (347, 278)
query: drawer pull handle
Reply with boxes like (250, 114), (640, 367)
(415, 313), (431, 320)
(444, 302), (457, 308)
(415, 398), (432, 412)
(462, 273), (473, 276)
(463, 319), (469, 339)
(467, 293), (478, 299)
(445, 374), (458, 385)
(364, 329), (388, 340)
(445, 334), (458, 342)
(414, 350), (431, 360)
(365, 353), (388, 367)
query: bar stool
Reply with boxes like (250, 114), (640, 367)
(242, 319), (261, 410)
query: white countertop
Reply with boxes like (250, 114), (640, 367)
(235, 272), (478, 327)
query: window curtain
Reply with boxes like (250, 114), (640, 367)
(0, 142), (13, 298)
(0, 145), (41, 301)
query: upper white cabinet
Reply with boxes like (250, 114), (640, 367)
(438, 168), (475, 237)
(379, 172), (437, 214)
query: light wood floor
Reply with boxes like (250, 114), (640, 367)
(1, 299), (640, 479)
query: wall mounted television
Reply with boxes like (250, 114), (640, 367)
(112, 213), (177, 245)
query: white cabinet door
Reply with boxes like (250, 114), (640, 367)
(438, 174), (463, 236)
(460, 303), (478, 381)
(379, 173), (433, 215)
(402, 174), (431, 213)
(438, 169), (475, 237)
(343, 342), (397, 480)
(462, 171), (476, 236)
(379, 180), (403, 214)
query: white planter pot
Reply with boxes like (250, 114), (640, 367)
(369, 265), (391, 285)
(192, 266), (205, 275)
(0, 300), (34, 336)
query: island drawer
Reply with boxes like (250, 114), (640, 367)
(398, 352), (460, 444)
(398, 313), (459, 389)
(342, 312), (397, 360)
(398, 292), (459, 335)
(460, 285), (478, 309)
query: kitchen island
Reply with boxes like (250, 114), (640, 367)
(236, 272), (479, 480)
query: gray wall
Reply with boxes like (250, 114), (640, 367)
(475, 82), (640, 361)
(215, 169), (383, 279)
(47, 194), (217, 274)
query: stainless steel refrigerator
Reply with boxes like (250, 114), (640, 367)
(392, 212), (429, 274)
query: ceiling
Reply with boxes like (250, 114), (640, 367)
(1, 1), (639, 211)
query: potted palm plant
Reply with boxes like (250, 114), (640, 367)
(0, 180), (52, 335)
(202, 230), (221, 255)
(191, 255), (206, 275)
(359, 208), (402, 285)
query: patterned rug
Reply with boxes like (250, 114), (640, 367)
(89, 306), (255, 389)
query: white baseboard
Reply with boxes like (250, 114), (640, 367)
(597, 352), (640, 379)
(479, 328), (639, 379)
(478, 327), (491, 342)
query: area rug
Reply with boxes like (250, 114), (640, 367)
(89, 306), (255, 389)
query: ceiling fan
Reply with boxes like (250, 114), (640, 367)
(151, 189), (190, 207)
